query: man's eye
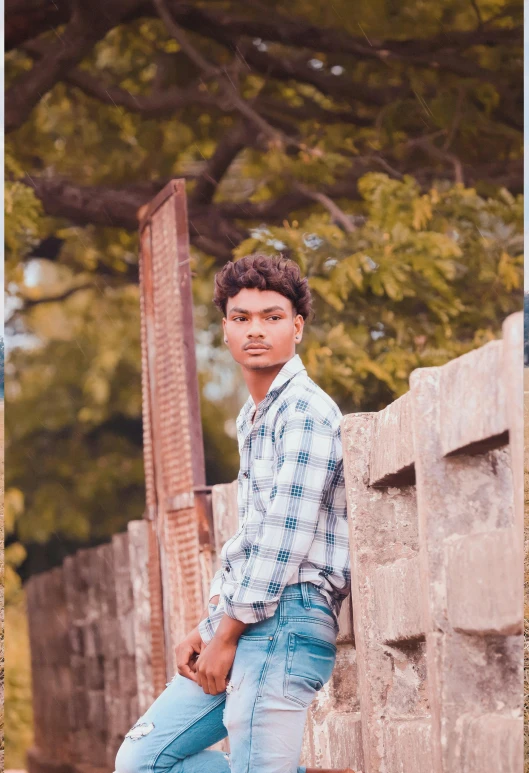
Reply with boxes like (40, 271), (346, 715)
(268, 316), (281, 321)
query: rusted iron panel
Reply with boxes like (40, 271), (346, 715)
(138, 179), (208, 680)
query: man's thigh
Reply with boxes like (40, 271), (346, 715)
(115, 673), (228, 773)
(223, 610), (337, 773)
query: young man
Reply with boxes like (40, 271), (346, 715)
(115, 254), (354, 773)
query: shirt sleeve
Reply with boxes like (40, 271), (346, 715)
(219, 411), (341, 625)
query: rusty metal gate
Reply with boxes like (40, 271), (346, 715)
(138, 180), (214, 689)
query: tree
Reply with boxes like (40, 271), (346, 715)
(5, 0), (523, 554)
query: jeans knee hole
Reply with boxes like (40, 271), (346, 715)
(124, 720), (155, 740)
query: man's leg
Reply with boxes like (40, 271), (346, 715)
(222, 598), (339, 773)
(114, 673), (229, 773)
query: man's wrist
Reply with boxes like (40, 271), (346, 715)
(214, 613), (247, 645)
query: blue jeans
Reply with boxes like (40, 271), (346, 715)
(115, 583), (338, 773)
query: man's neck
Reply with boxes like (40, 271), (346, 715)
(242, 356), (294, 408)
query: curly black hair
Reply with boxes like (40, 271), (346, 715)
(213, 254), (313, 321)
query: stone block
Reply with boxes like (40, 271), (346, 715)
(457, 713), (522, 773)
(369, 392), (415, 486)
(336, 594), (354, 644)
(326, 645), (360, 712)
(372, 555), (424, 643)
(439, 340), (507, 456)
(325, 712), (364, 770)
(384, 719), (432, 773)
(446, 529), (521, 636)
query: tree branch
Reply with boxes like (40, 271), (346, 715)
(295, 183), (356, 232)
(21, 38), (219, 116)
(6, 281), (100, 325)
(5, 0), (135, 133)
(190, 121), (249, 206)
(153, 0), (294, 147)
(165, 4), (519, 83)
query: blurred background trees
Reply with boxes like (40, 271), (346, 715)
(4, 0), (522, 763)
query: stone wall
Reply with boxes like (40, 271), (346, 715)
(24, 311), (523, 773)
(340, 311), (523, 773)
(25, 526), (152, 773)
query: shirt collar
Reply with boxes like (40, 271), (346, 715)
(237, 354), (306, 428)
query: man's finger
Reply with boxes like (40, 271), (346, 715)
(178, 664), (198, 682)
(206, 674), (218, 695)
(196, 669), (208, 694)
(214, 672), (227, 695)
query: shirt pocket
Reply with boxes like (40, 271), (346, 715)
(251, 457), (275, 514)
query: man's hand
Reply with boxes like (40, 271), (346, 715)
(195, 614), (248, 695)
(174, 595), (220, 682)
(175, 626), (204, 682)
(195, 634), (237, 695)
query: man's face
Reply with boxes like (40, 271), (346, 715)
(223, 288), (304, 370)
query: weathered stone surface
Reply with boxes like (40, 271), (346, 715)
(342, 413), (427, 773)
(311, 712), (364, 770)
(456, 713), (523, 773)
(439, 340), (507, 456)
(384, 719), (432, 773)
(372, 555), (424, 643)
(369, 391), (415, 486)
(26, 568), (73, 765)
(411, 352), (521, 773)
(127, 519), (155, 715)
(336, 593), (354, 644)
(446, 529), (521, 635)
(501, 312), (523, 614)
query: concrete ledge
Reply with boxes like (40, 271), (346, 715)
(368, 392), (415, 486)
(446, 529), (522, 636)
(439, 340), (507, 457)
(373, 555), (425, 643)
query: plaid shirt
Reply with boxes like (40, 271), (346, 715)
(198, 354), (350, 643)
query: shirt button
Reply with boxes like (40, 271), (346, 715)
(243, 471), (249, 478)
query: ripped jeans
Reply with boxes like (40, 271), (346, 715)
(114, 583), (338, 773)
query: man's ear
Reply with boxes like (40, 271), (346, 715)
(294, 314), (304, 341)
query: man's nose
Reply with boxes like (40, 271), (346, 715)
(247, 322), (265, 337)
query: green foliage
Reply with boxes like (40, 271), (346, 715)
(4, 0), (522, 544)
(4, 600), (33, 768)
(236, 174), (523, 410)
(4, 487), (34, 767)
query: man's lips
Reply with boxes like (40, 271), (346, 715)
(245, 344), (270, 350)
